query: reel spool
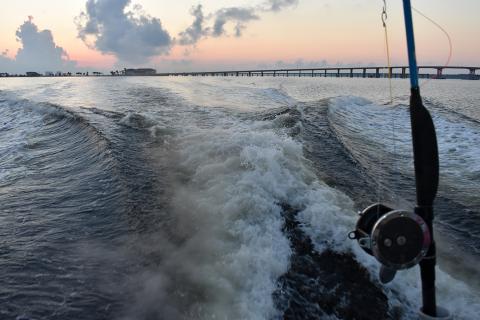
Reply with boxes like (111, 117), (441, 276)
(349, 203), (431, 283)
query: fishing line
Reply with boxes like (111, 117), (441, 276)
(377, 0), (397, 208)
(412, 6), (453, 87)
(375, 2), (452, 210)
(382, 0), (393, 105)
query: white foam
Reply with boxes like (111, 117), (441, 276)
(167, 122), (295, 319)
(126, 110), (362, 319)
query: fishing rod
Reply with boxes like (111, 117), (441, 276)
(349, 1), (450, 318)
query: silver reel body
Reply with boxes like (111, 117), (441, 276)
(349, 203), (431, 282)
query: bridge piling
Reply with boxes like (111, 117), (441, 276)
(470, 68), (476, 80)
(437, 68), (443, 78)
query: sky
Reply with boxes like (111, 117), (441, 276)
(0, 0), (479, 73)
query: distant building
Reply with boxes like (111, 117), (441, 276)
(26, 72), (42, 77)
(124, 68), (156, 76)
(45, 71), (54, 76)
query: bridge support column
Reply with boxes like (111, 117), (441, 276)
(248, 72), (251, 77)
(312, 70), (314, 77)
(375, 68), (380, 78)
(324, 69), (327, 77)
(470, 68), (476, 80)
(337, 69), (340, 77)
(436, 68), (443, 78)
(402, 67), (406, 78)
(362, 68), (366, 78)
(350, 68), (353, 78)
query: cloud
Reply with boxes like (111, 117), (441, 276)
(177, 5), (259, 46)
(177, 1), (300, 48)
(178, 5), (208, 46)
(0, 56), (14, 74)
(264, 0), (299, 12)
(212, 7), (259, 38)
(0, 17), (76, 74)
(257, 59), (376, 69)
(76, 0), (172, 64)
(273, 58), (328, 69)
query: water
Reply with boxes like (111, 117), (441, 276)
(1, 76), (479, 319)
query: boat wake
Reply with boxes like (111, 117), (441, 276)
(1, 80), (480, 319)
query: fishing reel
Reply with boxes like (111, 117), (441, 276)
(349, 203), (431, 283)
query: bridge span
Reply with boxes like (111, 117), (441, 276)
(157, 66), (479, 80)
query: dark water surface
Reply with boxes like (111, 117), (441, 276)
(1, 77), (479, 319)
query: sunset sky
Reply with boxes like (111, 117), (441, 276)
(1, 0), (479, 73)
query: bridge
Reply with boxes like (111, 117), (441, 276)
(158, 66), (480, 80)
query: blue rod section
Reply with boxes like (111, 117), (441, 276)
(402, 0), (419, 88)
